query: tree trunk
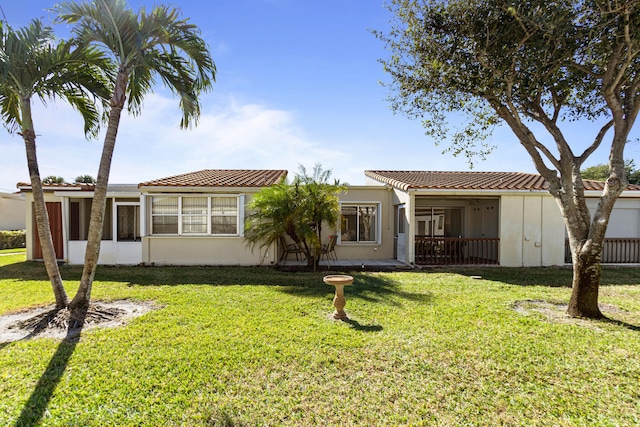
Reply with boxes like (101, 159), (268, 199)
(21, 101), (69, 309)
(568, 247), (604, 318)
(70, 72), (127, 310)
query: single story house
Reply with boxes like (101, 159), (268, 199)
(0, 191), (25, 231)
(18, 169), (640, 267)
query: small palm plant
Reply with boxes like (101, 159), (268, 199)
(245, 164), (346, 270)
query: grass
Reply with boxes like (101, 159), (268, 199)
(0, 255), (639, 426)
(0, 247), (25, 255)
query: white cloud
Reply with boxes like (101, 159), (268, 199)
(0, 93), (358, 190)
(6, 92), (601, 192)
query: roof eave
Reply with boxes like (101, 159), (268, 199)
(139, 186), (271, 193)
(409, 188), (549, 195)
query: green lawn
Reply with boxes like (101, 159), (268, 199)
(1, 254), (639, 426)
(0, 247), (25, 255)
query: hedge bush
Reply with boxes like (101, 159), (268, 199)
(0, 230), (26, 250)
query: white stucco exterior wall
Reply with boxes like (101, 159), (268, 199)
(499, 195), (525, 267)
(0, 193), (25, 230)
(499, 193), (565, 267)
(142, 236), (276, 266)
(541, 196), (566, 265)
(586, 197), (640, 238)
(522, 195), (543, 266)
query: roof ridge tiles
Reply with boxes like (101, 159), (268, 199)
(138, 169), (288, 188)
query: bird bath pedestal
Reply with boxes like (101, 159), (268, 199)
(323, 275), (354, 320)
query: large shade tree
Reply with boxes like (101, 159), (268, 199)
(0, 20), (109, 309)
(377, 0), (640, 318)
(56, 0), (216, 310)
(245, 164), (346, 270)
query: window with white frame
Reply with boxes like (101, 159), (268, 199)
(151, 195), (241, 235)
(182, 197), (208, 234)
(340, 203), (379, 243)
(211, 197), (238, 234)
(151, 196), (178, 234)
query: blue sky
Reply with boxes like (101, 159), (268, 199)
(1, 0), (638, 192)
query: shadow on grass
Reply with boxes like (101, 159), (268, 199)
(0, 262), (324, 287)
(341, 318), (383, 332)
(603, 317), (640, 332)
(0, 263), (431, 306)
(0, 261), (53, 282)
(14, 307), (87, 427)
(279, 272), (432, 307)
(444, 267), (574, 287)
(444, 266), (640, 288)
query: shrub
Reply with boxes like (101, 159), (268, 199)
(0, 230), (26, 249)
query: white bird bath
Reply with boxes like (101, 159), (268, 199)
(323, 275), (354, 320)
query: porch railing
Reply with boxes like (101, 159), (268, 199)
(415, 237), (499, 265)
(564, 238), (640, 264)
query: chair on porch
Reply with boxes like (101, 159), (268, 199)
(279, 236), (303, 263)
(320, 235), (338, 263)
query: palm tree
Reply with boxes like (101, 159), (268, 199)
(56, 0), (216, 309)
(74, 175), (96, 183)
(42, 176), (67, 184)
(246, 164), (346, 270)
(0, 20), (110, 309)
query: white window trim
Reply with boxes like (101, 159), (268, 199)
(150, 194), (243, 237)
(339, 201), (382, 245)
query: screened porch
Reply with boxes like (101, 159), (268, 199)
(411, 198), (500, 266)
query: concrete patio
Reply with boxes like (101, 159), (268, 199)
(277, 258), (409, 271)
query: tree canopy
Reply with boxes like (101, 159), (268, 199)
(74, 175), (96, 183)
(582, 160), (640, 184)
(378, 0), (640, 318)
(42, 176), (66, 184)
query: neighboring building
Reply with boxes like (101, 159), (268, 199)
(18, 169), (640, 266)
(0, 191), (25, 230)
(364, 170), (640, 267)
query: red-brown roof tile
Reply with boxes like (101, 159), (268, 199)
(364, 170), (640, 192)
(139, 169), (288, 188)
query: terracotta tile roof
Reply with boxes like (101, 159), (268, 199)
(364, 170), (640, 192)
(139, 169), (288, 188)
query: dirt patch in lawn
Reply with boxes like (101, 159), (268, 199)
(512, 299), (631, 330)
(0, 300), (158, 344)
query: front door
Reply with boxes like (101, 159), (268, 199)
(33, 202), (64, 259)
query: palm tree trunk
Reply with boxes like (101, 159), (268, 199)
(21, 100), (68, 308)
(70, 74), (127, 310)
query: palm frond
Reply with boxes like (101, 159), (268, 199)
(56, 0), (215, 127)
(0, 19), (110, 137)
